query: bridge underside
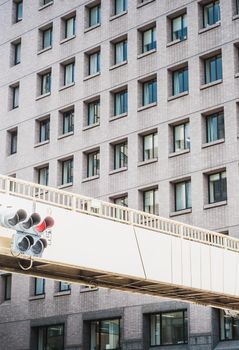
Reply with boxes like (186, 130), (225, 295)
(0, 248), (239, 311)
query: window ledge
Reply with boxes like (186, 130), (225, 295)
(82, 175), (100, 183)
(60, 35), (76, 45)
(166, 38), (186, 47)
(110, 10), (127, 21)
(54, 290), (71, 297)
(82, 122), (100, 131)
(198, 22), (221, 34)
(202, 139), (225, 148)
(138, 102), (157, 112)
(59, 82), (75, 91)
(170, 208), (192, 217)
(235, 72), (239, 78)
(58, 131), (74, 140)
(58, 182), (73, 189)
(38, 1), (53, 11)
(34, 140), (50, 148)
(169, 149), (190, 158)
(29, 294), (45, 301)
(36, 92), (51, 101)
(37, 46), (52, 55)
(233, 14), (239, 21)
(84, 23), (101, 33)
(110, 113), (127, 121)
(109, 61), (127, 71)
(80, 287), (98, 293)
(137, 0), (155, 9)
(109, 167), (128, 175)
(200, 79), (222, 90)
(204, 200), (227, 210)
(84, 72), (100, 81)
(138, 158), (158, 167)
(168, 91), (189, 101)
(137, 48), (156, 59)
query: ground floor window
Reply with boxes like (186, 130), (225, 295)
(220, 310), (239, 340)
(90, 318), (120, 350)
(35, 324), (64, 350)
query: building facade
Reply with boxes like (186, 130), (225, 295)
(0, 0), (239, 348)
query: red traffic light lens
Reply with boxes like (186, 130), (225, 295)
(35, 216), (54, 233)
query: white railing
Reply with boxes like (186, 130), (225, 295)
(0, 174), (238, 252)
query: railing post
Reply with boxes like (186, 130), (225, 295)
(179, 224), (184, 238)
(72, 195), (76, 211)
(5, 178), (10, 195)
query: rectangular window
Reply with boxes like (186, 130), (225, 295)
(143, 133), (158, 161)
(114, 90), (128, 116)
(3, 275), (11, 301)
(65, 16), (75, 39)
(171, 14), (187, 41)
(34, 278), (45, 295)
(36, 324), (64, 350)
(87, 151), (100, 177)
(115, 0), (127, 14)
(12, 85), (19, 109)
(237, 0), (239, 14)
(143, 79), (157, 105)
(59, 281), (70, 292)
(89, 5), (101, 27)
(142, 27), (156, 53)
(220, 310), (239, 340)
(90, 319), (120, 350)
(115, 40), (127, 64)
(14, 42), (21, 65)
(172, 67), (188, 95)
(150, 310), (188, 346)
(175, 181), (191, 211)
(203, 1), (220, 27)
(41, 72), (51, 95)
(38, 167), (49, 186)
(114, 142), (128, 169)
(62, 159), (73, 185)
(10, 130), (17, 155)
(89, 52), (100, 75)
(204, 54), (222, 84)
(173, 122), (190, 152)
(208, 171), (227, 204)
(43, 0), (52, 4)
(143, 188), (158, 214)
(15, 1), (23, 22)
(206, 111), (224, 142)
(42, 27), (52, 49)
(88, 100), (100, 125)
(39, 119), (50, 142)
(63, 110), (74, 134)
(114, 196), (128, 207)
(64, 62), (75, 86)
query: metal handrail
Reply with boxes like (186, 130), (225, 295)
(0, 174), (238, 252)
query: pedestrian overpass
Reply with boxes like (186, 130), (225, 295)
(0, 175), (238, 312)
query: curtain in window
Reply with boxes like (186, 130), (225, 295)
(143, 81), (157, 105)
(88, 101), (100, 125)
(42, 73), (51, 94)
(90, 6), (100, 26)
(43, 29), (52, 49)
(13, 86), (19, 108)
(115, 0), (127, 14)
(39, 167), (48, 186)
(63, 160), (73, 184)
(144, 134), (153, 160)
(64, 63), (74, 85)
(115, 41), (127, 64)
(115, 91), (127, 115)
(174, 124), (186, 151)
(172, 16), (182, 40)
(15, 43), (21, 64)
(143, 28), (155, 52)
(204, 1), (220, 27)
(65, 17), (75, 38)
(90, 53), (100, 75)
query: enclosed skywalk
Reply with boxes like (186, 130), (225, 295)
(0, 175), (239, 311)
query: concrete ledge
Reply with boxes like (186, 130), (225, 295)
(58, 182), (73, 189)
(37, 47), (52, 55)
(109, 61), (127, 70)
(59, 82), (75, 91)
(202, 139), (225, 148)
(198, 22), (221, 34)
(137, 49), (156, 59)
(60, 35), (76, 45)
(110, 11), (127, 21)
(83, 72), (100, 81)
(204, 201), (227, 210)
(168, 91), (189, 101)
(200, 79), (222, 90)
(82, 175), (100, 183)
(109, 113), (127, 121)
(138, 158), (158, 167)
(137, 0), (155, 8)
(109, 167), (127, 175)
(83, 122), (100, 130)
(169, 149), (190, 158)
(39, 1), (53, 11)
(84, 23), (101, 33)
(137, 102), (157, 112)
(29, 295), (45, 301)
(58, 131), (74, 140)
(36, 92), (51, 101)
(170, 208), (192, 217)
(34, 140), (50, 148)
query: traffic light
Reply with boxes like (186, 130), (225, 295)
(0, 208), (54, 257)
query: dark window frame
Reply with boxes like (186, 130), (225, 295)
(39, 118), (50, 143)
(114, 40), (127, 64)
(203, 0), (221, 28)
(114, 0), (127, 15)
(63, 62), (75, 86)
(61, 158), (73, 185)
(14, 42), (21, 65)
(143, 188), (158, 214)
(87, 150), (100, 177)
(142, 26), (156, 53)
(15, 1), (23, 22)
(12, 85), (19, 109)
(204, 54), (222, 84)
(63, 110), (74, 134)
(42, 27), (52, 50)
(64, 16), (76, 39)
(114, 89), (128, 116)
(89, 318), (121, 350)
(172, 66), (189, 95)
(206, 111), (224, 143)
(208, 171), (227, 204)
(40, 72), (51, 95)
(173, 122), (189, 152)
(142, 79), (157, 106)
(59, 281), (71, 292)
(3, 274), (12, 301)
(142, 132), (157, 161)
(10, 130), (17, 154)
(114, 142), (128, 170)
(87, 100), (100, 126)
(171, 13), (187, 42)
(89, 4), (101, 27)
(34, 278), (45, 296)
(174, 180), (191, 211)
(38, 166), (49, 186)
(35, 324), (64, 350)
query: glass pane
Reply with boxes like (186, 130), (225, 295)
(89, 53), (100, 75)
(115, 0), (127, 14)
(64, 63), (74, 85)
(63, 110), (74, 133)
(143, 28), (156, 52)
(35, 278), (45, 295)
(90, 6), (100, 26)
(114, 196), (128, 207)
(65, 17), (75, 38)
(115, 41), (127, 64)
(100, 319), (120, 350)
(176, 182), (186, 211)
(15, 43), (21, 64)
(47, 324), (64, 350)
(161, 311), (185, 345)
(174, 124), (187, 151)
(39, 167), (49, 186)
(90, 321), (99, 350)
(43, 29), (52, 49)
(150, 314), (161, 346)
(144, 134), (153, 160)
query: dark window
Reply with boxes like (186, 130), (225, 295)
(14, 42), (21, 65)
(39, 119), (50, 142)
(35, 324), (64, 350)
(175, 181), (191, 211)
(15, 1), (23, 22)
(42, 27), (52, 49)
(87, 151), (100, 177)
(220, 310), (239, 340)
(41, 72), (51, 95)
(115, 0), (127, 15)
(89, 52), (100, 75)
(64, 62), (75, 85)
(10, 130), (17, 154)
(150, 310), (188, 346)
(34, 278), (45, 295)
(114, 196), (128, 207)
(90, 319), (120, 350)
(38, 167), (49, 186)
(203, 1), (220, 27)
(61, 159), (73, 185)
(88, 100), (100, 126)
(237, 0), (239, 14)
(114, 90), (128, 115)
(208, 171), (227, 204)
(65, 16), (75, 38)
(3, 275), (11, 301)
(12, 85), (19, 109)
(43, 0), (53, 4)
(143, 133), (158, 161)
(173, 122), (190, 152)
(114, 40), (127, 64)
(204, 54), (222, 84)
(143, 79), (157, 105)
(114, 142), (128, 169)
(143, 188), (158, 214)
(63, 110), (74, 134)
(142, 27), (156, 53)
(59, 281), (71, 292)
(89, 5), (101, 27)
(172, 67), (188, 95)
(171, 14), (187, 41)
(206, 112), (224, 142)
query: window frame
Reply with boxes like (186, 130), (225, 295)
(40, 72), (51, 95)
(35, 324), (64, 350)
(220, 310), (239, 341)
(208, 171), (227, 204)
(61, 158), (73, 185)
(39, 118), (50, 143)
(87, 150), (100, 177)
(10, 130), (17, 155)
(114, 142), (128, 170)
(172, 66), (189, 96)
(114, 0), (127, 15)
(12, 85), (19, 109)
(142, 132), (158, 161)
(203, 0), (221, 28)
(174, 180), (191, 211)
(204, 54), (222, 84)
(143, 188), (158, 214)
(89, 318), (121, 350)
(65, 16), (76, 39)
(63, 62), (75, 86)
(173, 122), (190, 152)
(88, 51), (100, 75)
(15, 1), (23, 22)
(14, 42), (21, 65)
(89, 4), (101, 27)
(114, 89), (128, 116)
(38, 166), (49, 186)
(87, 100), (100, 126)
(171, 13), (187, 42)
(142, 26), (156, 53)
(62, 110), (74, 134)
(59, 281), (71, 292)
(34, 278), (45, 296)
(42, 27), (52, 50)
(3, 274), (12, 301)
(206, 111), (224, 143)
(114, 40), (127, 64)
(142, 79), (157, 106)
